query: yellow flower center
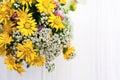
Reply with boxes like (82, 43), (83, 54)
(43, 2), (49, 9)
(54, 17), (61, 25)
(24, 22), (31, 29)
(9, 60), (14, 64)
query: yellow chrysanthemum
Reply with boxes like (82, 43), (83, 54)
(17, 17), (37, 36)
(0, 46), (6, 56)
(48, 14), (65, 31)
(64, 45), (75, 59)
(16, 7), (37, 36)
(16, 40), (36, 63)
(0, 33), (12, 47)
(0, 33), (12, 56)
(4, 55), (25, 74)
(17, 7), (32, 20)
(36, 0), (56, 14)
(30, 54), (46, 67)
(14, 63), (25, 74)
(3, 21), (15, 34)
(59, 0), (66, 5)
(4, 55), (15, 70)
(0, 2), (13, 24)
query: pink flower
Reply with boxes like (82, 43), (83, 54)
(54, 9), (65, 20)
(38, 26), (44, 31)
(54, 0), (60, 7)
(11, 12), (19, 22)
(12, 12), (18, 19)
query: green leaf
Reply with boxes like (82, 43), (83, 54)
(27, 64), (30, 68)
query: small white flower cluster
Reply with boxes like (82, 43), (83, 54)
(30, 28), (62, 61)
(11, 6), (74, 71)
(59, 28), (71, 47)
(39, 13), (49, 27)
(12, 27), (72, 71)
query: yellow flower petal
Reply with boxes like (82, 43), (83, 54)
(16, 40), (36, 63)
(36, 0), (56, 14)
(48, 14), (65, 31)
(60, 0), (66, 5)
(64, 45), (75, 59)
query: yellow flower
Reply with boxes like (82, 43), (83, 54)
(16, 8), (37, 36)
(64, 45), (75, 59)
(36, 0), (56, 14)
(3, 21), (15, 34)
(0, 2), (13, 24)
(0, 33), (12, 56)
(48, 14), (65, 31)
(4, 55), (15, 70)
(14, 63), (25, 74)
(21, 0), (33, 6)
(70, 0), (77, 11)
(4, 55), (25, 74)
(17, 7), (32, 20)
(30, 54), (46, 67)
(16, 40), (36, 63)
(0, 33), (12, 47)
(59, 0), (66, 5)
(0, 46), (6, 56)
(17, 17), (37, 36)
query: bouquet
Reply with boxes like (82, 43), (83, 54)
(0, 0), (77, 74)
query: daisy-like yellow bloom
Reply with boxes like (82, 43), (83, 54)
(17, 17), (37, 36)
(17, 7), (32, 20)
(14, 63), (25, 74)
(17, 7), (37, 36)
(59, 0), (66, 5)
(0, 46), (6, 56)
(0, 33), (12, 56)
(16, 40), (36, 63)
(0, 33), (13, 47)
(30, 54), (46, 67)
(48, 14), (65, 31)
(4, 55), (25, 74)
(4, 55), (16, 70)
(0, 2), (13, 24)
(64, 45), (75, 59)
(36, 0), (56, 14)
(3, 21), (15, 34)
